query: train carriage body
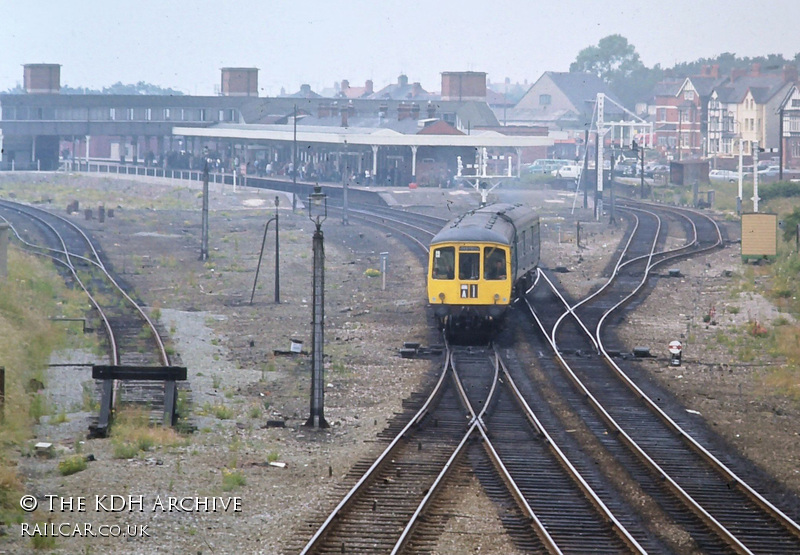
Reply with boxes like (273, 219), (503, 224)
(427, 203), (540, 338)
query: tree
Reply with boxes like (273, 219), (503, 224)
(570, 34), (644, 80)
(570, 34), (655, 108)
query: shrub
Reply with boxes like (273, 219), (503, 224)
(221, 468), (246, 490)
(58, 455), (87, 476)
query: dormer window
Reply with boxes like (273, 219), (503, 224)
(539, 94), (551, 106)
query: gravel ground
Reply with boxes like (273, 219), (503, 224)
(3, 174), (799, 554)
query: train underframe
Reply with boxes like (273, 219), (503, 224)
(436, 305), (508, 344)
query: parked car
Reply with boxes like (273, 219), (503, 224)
(613, 163), (638, 177)
(644, 164), (669, 178)
(709, 169), (739, 183)
(553, 164), (582, 180)
(526, 158), (572, 175)
(757, 166), (781, 177)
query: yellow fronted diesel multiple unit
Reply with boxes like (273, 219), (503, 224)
(427, 203), (539, 338)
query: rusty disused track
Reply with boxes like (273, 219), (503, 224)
(0, 200), (186, 432)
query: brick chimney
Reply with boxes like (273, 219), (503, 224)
(711, 64), (720, 78)
(398, 101), (410, 120)
(340, 103), (348, 127)
(426, 101), (436, 118)
(24, 63), (61, 94)
(750, 63), (761, 76)
(317, 101), (330, 118)
(365, 79), (373, 95)
(220, 67), (258, 97)
(731, 68), (747, 81)
(341, 79), (350, 95)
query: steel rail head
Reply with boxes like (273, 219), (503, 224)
(494, 348), (648, 554)
(299, 339), (454, 555)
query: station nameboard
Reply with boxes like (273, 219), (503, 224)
(741, 213), (778, 260)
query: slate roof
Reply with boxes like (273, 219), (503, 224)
(545, 72), (625, 113)
(712, 74), (789, 104)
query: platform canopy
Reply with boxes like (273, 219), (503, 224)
(172, 123), (552, 149)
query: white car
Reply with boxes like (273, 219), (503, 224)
(709, 169), (739, 183)
(554, 164), (582, 180)
(757, 166), (781, 177)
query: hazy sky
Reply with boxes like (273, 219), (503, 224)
(2, 1), (798, 96)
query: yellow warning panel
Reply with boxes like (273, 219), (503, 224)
(741, 213), (777, 259)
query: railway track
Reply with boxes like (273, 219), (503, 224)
(6, 182), (800, 552)
(0, 199), (184, 434)
(522, 200), (800, 553)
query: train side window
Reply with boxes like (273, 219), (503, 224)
(459, 251), (480, 281)
(484, 248), (507, 280)
(432, 247), (455, 279)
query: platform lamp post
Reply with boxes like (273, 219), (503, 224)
(249, 196), (280, 305)
(306, 185), (329, 429)
(342, 141), (349, 226)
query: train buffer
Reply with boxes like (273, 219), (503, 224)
(89, 365), (187, 438)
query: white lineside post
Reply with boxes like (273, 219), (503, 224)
(738, 139), (744, 214)
(596, 93), (605, 221)
(752, 140), (760, 212)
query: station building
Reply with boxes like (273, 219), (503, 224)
(0, 65), (551, 186)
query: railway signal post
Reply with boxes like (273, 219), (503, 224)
(306, 186), (329, 428)
(250, 196), (281, 305)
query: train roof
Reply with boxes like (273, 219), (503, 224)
(430, 203), (537, 246)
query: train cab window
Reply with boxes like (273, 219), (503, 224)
(432, 247), (455, 280)
(459, 251), (480, 281)
(484, 248), (507, 280)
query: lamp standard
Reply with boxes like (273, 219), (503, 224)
(249, 196), (280, 305)
(292, 104), (298, 186)
(342, 141), (349, 226)
(306, 185), (329, 429)
(200, 146), (210, 261)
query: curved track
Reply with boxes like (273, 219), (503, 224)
(0, 200), (180, 432)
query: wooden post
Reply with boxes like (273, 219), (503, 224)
(0, 223), (9, 280)
(0, 367), (5, 420)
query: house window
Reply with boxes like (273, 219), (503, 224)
(164, 108), (171, 121)
(792, 99), (800, 108)
(658, 108), (666, 121)
(684, 90), (695, 101)
(539, 94), (551, 106)
(792, 142), (800, 158)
